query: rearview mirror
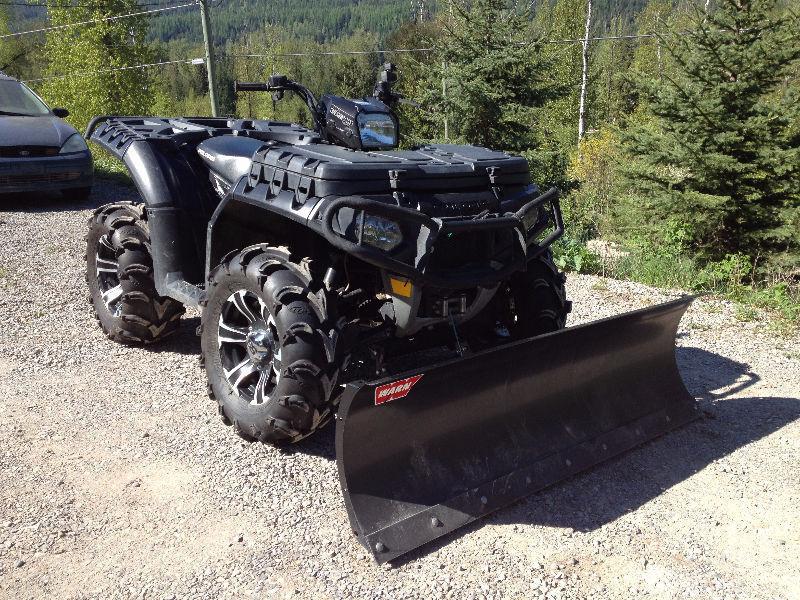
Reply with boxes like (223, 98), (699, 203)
(52, 107), (69, 118)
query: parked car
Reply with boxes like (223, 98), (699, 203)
(0, 72), (93, 200)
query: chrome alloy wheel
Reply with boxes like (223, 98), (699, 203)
(95, 233), (123, 314)
(217, 290), (282, 405)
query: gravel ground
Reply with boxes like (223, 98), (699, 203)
(1, 183), (798, 600)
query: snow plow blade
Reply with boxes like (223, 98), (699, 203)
(335, 297), (697, 563)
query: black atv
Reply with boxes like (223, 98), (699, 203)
(85, 64), (569, 443)
(85, 64), (697, 564)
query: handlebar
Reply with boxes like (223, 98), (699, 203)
(234, 76), (323, 132)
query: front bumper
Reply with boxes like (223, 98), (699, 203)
(0, 152), (94, 194)
(321, 187), (564, 289)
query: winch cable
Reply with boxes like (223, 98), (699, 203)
(449, 312), (464, 357)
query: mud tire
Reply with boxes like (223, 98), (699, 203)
(201, 245), (339, 444)
(85, 202), (184, 344)
(505, 252), (571, 338)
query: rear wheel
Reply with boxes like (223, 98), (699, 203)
(85, 202), (185, 344)
(201, 245), (339, 444)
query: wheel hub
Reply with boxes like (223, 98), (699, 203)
(246, 328), (275, 367)
(217, 290), (282, 405)
(95, 233), (123, 314)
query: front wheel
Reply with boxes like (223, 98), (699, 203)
(467, 252), (571, 345)
(503, 252), (571, 338)
(201, 245), (339, 444)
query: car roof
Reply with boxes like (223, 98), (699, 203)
(0, 71), (17, 81)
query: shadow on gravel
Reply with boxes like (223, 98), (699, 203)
(390, 346), (799, 565)
(285, 424), (337, 460)
(146, 316), (202, 356)
(676, 346), (761, 400)
(0, 191), (107, 213)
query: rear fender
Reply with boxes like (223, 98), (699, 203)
(107, 140), (214, 291)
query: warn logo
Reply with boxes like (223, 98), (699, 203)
(374, 374), (424, 405)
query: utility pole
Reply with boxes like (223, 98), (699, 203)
(577, 0), (592, 142)
(199, 0), (219, 117)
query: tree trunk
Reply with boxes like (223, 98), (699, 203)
(578, 0), (592, 142)
(442, 60), (449, 141)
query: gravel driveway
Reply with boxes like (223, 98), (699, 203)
(1, 183), (798, 600)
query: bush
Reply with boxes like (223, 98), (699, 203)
(731, 280), (800, 333)
(607, 230), (799, 332)
(551, 234), (603, 275)
(564, 128), (620, 240)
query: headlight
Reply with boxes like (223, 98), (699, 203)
(59, 133), (89, 154)
(521, 206), (541, 232)
(357, 113), (397, 150)
(359, 215), (403, 251)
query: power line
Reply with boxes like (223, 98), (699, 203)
(15, 20), (750, 85)
(0, 1), (185, 6)
(0, 1), (197, 39)
(22, 56), (203, 82)
(233, 28), (739, 62)
(235, 47), (436, 60)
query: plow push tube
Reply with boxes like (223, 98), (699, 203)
(335, 297), (698, 563)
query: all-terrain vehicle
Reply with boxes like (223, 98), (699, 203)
(85, 65), (697, 563)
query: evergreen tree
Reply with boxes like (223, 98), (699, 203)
(325, 31), (381, 100)
(150, 39), (210, 117)
(39, 0), (154, 130)
(1, 8), (22, 73)
(230, 28), (380, 125)
(617, 0), (800, 272)
(419, 0), (558, 153)
(590, 16), (636, 125)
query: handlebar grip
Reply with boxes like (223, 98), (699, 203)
(234, 81), (272, 92)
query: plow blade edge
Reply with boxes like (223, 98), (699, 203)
(335, 297), (698, 563)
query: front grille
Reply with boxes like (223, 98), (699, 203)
(0, 171), (81, 185)
(428, 229), (516, 271)
(0, 146), (60, 158)
(421, 192), (493, 217)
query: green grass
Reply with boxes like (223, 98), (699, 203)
(554, 234), (799, 335)
(729, 283), (800, 336)
(734, 303), (759, 323)
(91, 144), (133, 187)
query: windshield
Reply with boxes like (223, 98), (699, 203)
(0, 80), (51, 116)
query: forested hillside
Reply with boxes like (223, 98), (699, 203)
(8, 0), (652, 43)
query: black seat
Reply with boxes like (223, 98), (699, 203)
(196, 135), (265, 185)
